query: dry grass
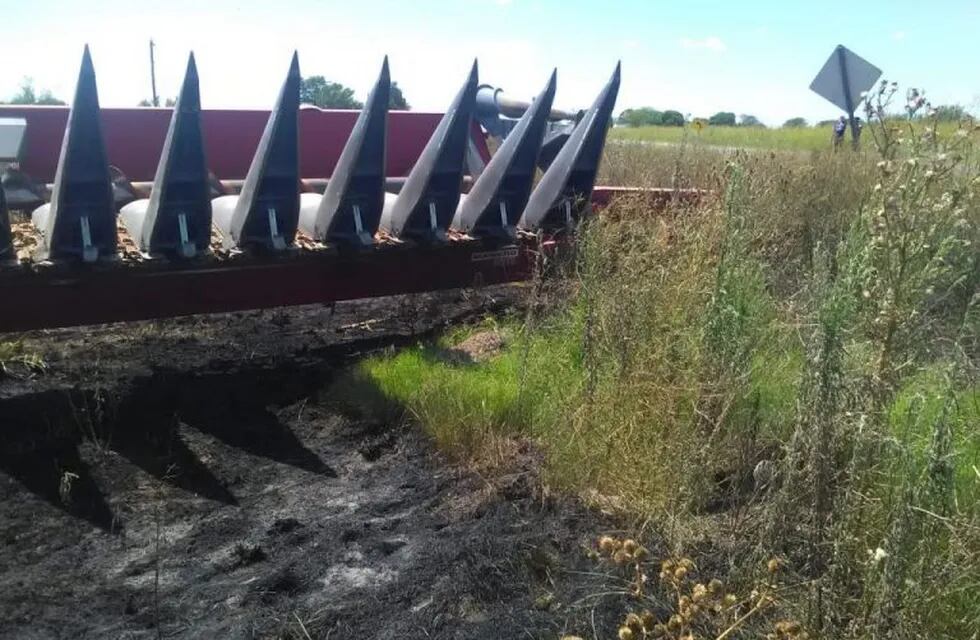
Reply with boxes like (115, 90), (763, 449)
(348, 99), (980, 638)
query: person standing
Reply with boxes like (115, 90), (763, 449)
(832, 116), (847, 150)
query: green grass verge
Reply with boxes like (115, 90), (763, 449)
(611, 124), (838, 152)
(610, 122), (968, 153)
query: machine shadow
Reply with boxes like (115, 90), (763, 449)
(180, 407), (337, 477)
(174, 379), (338, 478)
(0, 444), (119, 532)
(110, 420), (239, 506)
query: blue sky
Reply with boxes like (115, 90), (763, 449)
(2, 0), (977, 125)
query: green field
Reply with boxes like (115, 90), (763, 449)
(610, 121), (968, 152)
(611, 123), (840, 151)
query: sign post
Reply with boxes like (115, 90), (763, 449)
(835, 46), (858, 149)
(810, 45), (882, 150)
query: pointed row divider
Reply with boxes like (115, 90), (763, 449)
(31, 45), (116, 263)
(212, 52), (301, 251)
(452, 70), (556, 241)
(379, 61), (479, 243)
(298, 57), (390, 247)
(518, 62), (621, 232)
(9, 48), (622, 265)
(120, 53), (211, 258)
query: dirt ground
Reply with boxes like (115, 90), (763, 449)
(0, 287), (629, 639)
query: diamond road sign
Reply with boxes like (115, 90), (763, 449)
(810, 45), (882, 113)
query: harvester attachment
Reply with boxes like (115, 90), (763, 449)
(518, 62), (620, 232)
(1, 169), (46, 211)
(452, 70), (556, 241)
(298, 58), (390, 247)
(120, 54), (211, 258)
(110, 167), (139, 208)
(0, 186), (12, 264)
(31, 46), (116, 263)
(537, 125), (574, 171)
(379, 61), (478, 243)
(213, 53), (300, 251)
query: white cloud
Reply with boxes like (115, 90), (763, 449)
(679, 36), (726, 53)
(892, 30), (906, 41)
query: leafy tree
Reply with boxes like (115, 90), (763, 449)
(738, 114), (763, 127)
(4, 78), (65, 105)
(816, 119), (837, 127)
(660, 110), (685, 127)
(389, 82), (410, 110)
(617, 107), (663, 127)
(37, 93), (64, 106)
(783, 117), (808, 128)
(137, 97), (176, 107)
(300, 75), (363, 109)
(708, 111), (736, 126)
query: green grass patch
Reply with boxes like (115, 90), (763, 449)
(333, 319), (580, 458)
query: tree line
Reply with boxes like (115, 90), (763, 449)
(299, 76), (409, 110)
(0, 76), (411, 111)
(1, 79), (65, 105)
(4, 76), (969, 128)
(618, 105), (971, 128)
(617, 108), (763, 128)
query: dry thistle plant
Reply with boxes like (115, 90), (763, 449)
(587, 535), (809, 640)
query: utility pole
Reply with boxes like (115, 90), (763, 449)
(149, 39), (159, 107)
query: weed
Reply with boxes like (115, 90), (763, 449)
(58, 470), (79, 505)
(347, 81), (979, 639)
(0, 340), (46, 378)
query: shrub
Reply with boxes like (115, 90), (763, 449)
(708, 111), (737, 126)
(661, 110), (685, 127)
(619, 107), (664, 127)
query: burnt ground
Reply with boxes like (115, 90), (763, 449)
(0, 287), (631, 640)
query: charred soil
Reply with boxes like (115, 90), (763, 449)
(0, 288), (625, 639)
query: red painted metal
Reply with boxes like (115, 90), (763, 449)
(0, 105), (491, 183)
(0, 179), (701, 333)
(0, 240), (533, 333)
